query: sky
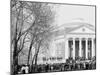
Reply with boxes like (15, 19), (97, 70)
(53, 4), (95, 26)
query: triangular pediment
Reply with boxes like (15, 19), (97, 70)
(68, 25), (95, 34)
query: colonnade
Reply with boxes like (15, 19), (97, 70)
(65, 38), (95, 60)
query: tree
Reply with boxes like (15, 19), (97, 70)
(11, 0), (35, 74)
(24, 2), (55, 70)
(11, 0), (55, 74)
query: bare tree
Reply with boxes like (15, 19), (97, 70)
(11, 0), (35, 74)
(24, 2), (55, 70)
(11, 0), (55, 74)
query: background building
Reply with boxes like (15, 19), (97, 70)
(37, 22), (95, 64)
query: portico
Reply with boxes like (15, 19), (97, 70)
(65, 37), (95, 60)
(65, 24), (96, 60)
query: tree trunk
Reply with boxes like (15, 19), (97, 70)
(27, 38), (34, 65)
(12, 38), (18, 75)
(27, 43), (32, 65)
(34, 40), (41, 65)
(34, 52), (38, 65)
(31, 54), (36, 72)
(13, 56), (18, 75)
(31, 40), (41, 72)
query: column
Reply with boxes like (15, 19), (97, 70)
(79, 39), (82, 57)
(85, 38), (88, 59)
(73, 38), (75, 59)
(65, 39), (69, 59)
(92, 38), (95, 58)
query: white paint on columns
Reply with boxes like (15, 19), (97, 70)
(73, 38), (75, 59)
(85, 38), (88, 59)
(79, 39), (82, 57)
(65, 39), (69, 59)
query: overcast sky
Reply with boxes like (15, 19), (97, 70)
(53, 4), (95, 26)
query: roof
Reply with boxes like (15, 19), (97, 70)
(52, 22), (95, 37)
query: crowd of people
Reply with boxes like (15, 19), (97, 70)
(17, 57), (96, 74)
(30, 60), (96, 73)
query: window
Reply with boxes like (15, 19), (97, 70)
(56, 42), (65, 58)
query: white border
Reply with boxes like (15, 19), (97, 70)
(0, 0), (100, 75)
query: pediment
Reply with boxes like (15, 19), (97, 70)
(68, 25), (95, 34)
